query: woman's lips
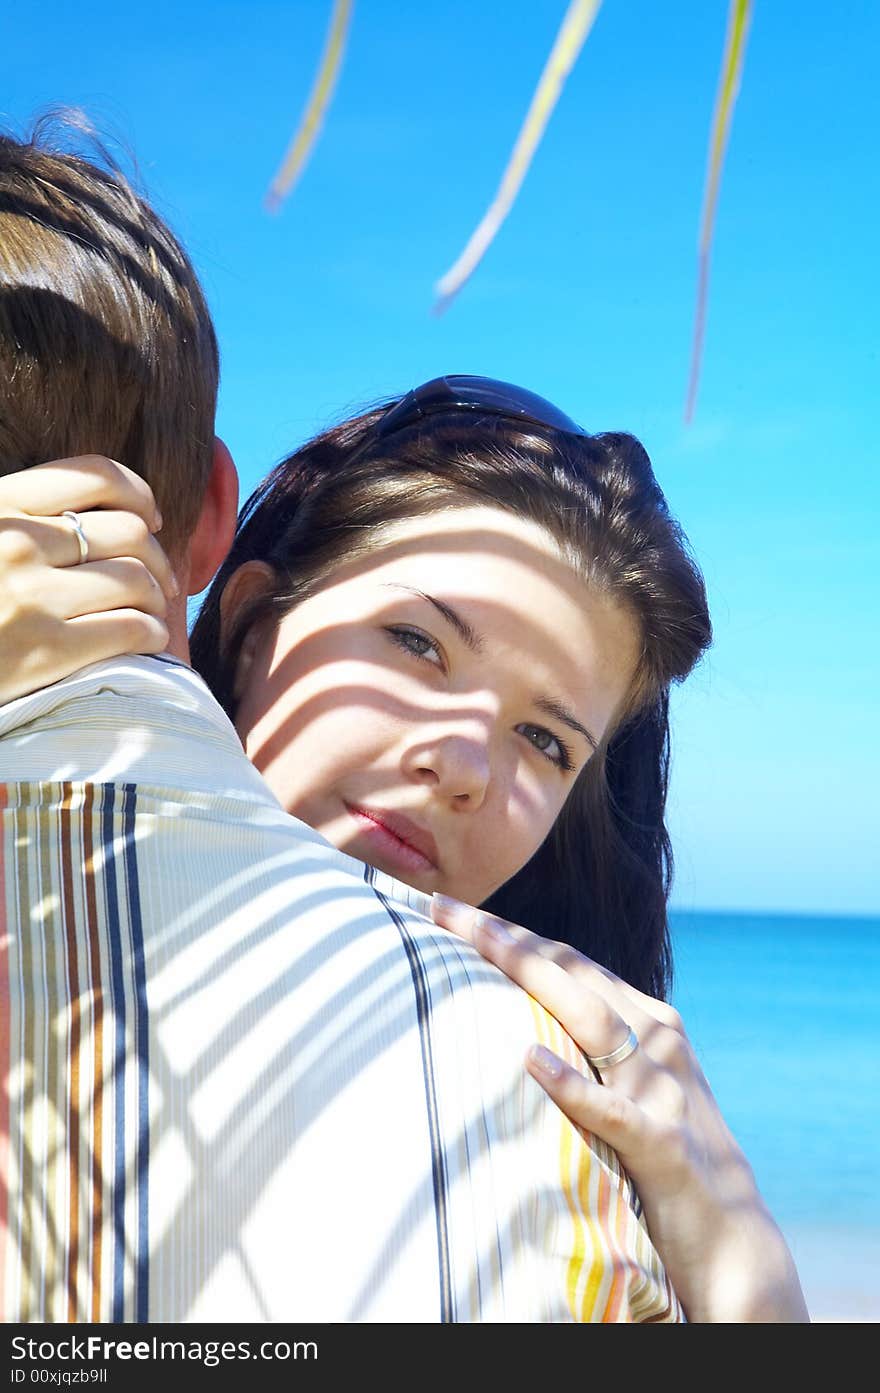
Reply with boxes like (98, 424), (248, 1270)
(344, 803), (439, 876)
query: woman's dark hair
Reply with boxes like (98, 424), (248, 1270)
(190, 403), (711, 1000)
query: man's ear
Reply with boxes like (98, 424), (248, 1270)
(185, 437), (239, 596)
(219, 561), (278, 700)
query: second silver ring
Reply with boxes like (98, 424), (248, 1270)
(61, 510), (90, 565)
(587, 1026), (639, 1071)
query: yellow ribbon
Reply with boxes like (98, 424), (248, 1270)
(266, 0), (354, 212)
(433, 0), (604, 313)
(685, 0), (754, 421)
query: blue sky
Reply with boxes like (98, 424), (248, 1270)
(3, 1), (878, 914)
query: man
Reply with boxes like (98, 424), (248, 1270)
(0, 124), (679, 1321)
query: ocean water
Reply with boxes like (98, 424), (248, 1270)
(670, 910), (880, 1322)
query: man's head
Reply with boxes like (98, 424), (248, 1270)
(0, 114), (236, 626)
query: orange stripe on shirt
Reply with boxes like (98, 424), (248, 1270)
(556, 1015), (607, 1322)
(594, 1165), (624, 1322)
(83, 784), (104, 1321)
(60, 783), (82, 1321)
(526, 998), (587, 1319)
(533, 1005), (609, 1322)
(600, 1172), (628, 1322)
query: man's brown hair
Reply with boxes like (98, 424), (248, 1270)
(0, 114), (219, 557)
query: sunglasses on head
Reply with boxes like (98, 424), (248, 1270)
(370, 374), (588, 445)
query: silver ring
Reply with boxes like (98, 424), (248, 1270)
(61, 510), (89, 564)
(587, 1026), (639, 1071)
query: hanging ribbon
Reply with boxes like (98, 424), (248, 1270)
(685, 0), (754, 421)
(265, 0), (354, 212)
(433, 0), (603, 313)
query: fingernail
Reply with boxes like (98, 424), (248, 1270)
(431, 892), (469, 923)
(431, 892), (459, 913)
(169, 571), (180, 597)
(153, 511), (163, 532)
(431, 895), (516, 946)
(477, 914), (515, 946)
(528, 1044), (563, 1079)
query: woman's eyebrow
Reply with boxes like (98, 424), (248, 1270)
(383, 583), (598, 750)
(382, 584), (484, 653)
(533, 697), (597, 752)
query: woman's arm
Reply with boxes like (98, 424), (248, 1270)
(431, 892), (810, 1323)
(0, 456), (175, 703)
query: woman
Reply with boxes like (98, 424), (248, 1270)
(191, 374), (705, 999)
(0, 374), (807, 1320)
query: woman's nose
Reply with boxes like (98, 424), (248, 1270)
(401, 724), (493, 810)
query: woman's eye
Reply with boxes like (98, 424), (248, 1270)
(516, 723), (573, 772)
(385, 625), (445, 669)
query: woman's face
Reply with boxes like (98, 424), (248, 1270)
(227, 505), (641, 905)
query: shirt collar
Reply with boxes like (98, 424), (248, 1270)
(0, 655), (437, 920)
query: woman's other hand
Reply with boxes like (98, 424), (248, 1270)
(431, 892), (809, 1323)
(0, 456), (176, 705)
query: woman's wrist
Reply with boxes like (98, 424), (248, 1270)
(688, 1207), (809, 1322)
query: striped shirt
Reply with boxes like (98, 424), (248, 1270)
(0, 655), (682, 1322)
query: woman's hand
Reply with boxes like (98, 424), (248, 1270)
(431, 893), (809, 1323)
(0, 456), (177, 705)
